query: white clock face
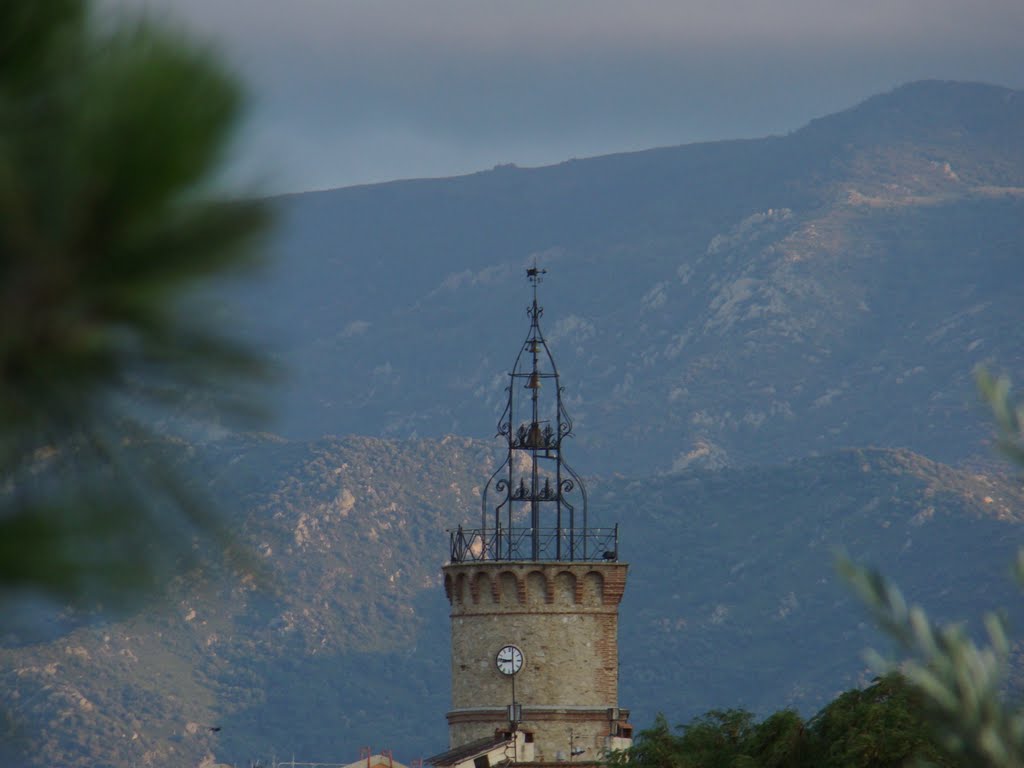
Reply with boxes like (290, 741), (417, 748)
(496, 644), (524, 676)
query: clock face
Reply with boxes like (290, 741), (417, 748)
(496, 644), (524, 676)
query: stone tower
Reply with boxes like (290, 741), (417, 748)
(442, 267), (632, 763)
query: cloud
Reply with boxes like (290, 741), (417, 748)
(437, 266), (511, 293)
(114, 0), (1024, 58)
(107, 0), (1024, 192)
(340, 320), (370, 338)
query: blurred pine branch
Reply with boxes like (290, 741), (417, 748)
(0, 2), (272, 612)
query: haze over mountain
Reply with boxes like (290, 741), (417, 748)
(4, 80), (1024, 767)
(225, 80), (1024, 475)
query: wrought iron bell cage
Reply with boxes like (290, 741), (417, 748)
(449, 267), (618, 563)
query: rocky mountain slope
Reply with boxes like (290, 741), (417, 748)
(3, 436), (1022, 767)
(5, 80), (1024, 767)
(220, 80), (1024, 474)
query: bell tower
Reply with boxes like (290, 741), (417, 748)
(442, 267), (632, 764)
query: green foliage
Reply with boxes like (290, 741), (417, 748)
(676, 709), (758, 768)
(746, 710), (806, 768)
(616, 674), (957, 768)
(613, 707), (806, 768)
(0, 2), (269, 608)
(807, 673), (952, 768)
(840, 372), (1024, 768)
(620, 709), (762, 768)
(614, 714), (685, 768)
(977, 368), (1024, 467)
(842, 558), (1022, 767)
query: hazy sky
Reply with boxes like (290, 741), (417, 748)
(114, 1), (1024, 193)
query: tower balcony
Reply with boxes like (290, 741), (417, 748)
(449, 524), (618, 563)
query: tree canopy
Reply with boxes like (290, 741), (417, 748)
(0, 1), (270, 613)
(616, 673), (956, 768)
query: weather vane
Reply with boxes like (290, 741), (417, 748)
(526, 262), (546, 317)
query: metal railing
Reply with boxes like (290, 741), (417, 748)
(449, 525), (618, 563)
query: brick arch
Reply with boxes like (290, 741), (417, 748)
(444, 572), (454, 604)
(471, 571), (493, 604)
(525, 570), (548, 605)
(583, 570), (605, 606)
(452, 572), (467, 604)
(499, 570), (523, 604)
(553, 570), (578, 605)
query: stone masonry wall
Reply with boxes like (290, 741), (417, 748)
(443, 561), (628, 756)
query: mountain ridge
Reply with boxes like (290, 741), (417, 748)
(274, 80), (1022, 196)
(216, 79), (1024, 475)
(5, 80), (1024, 767)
